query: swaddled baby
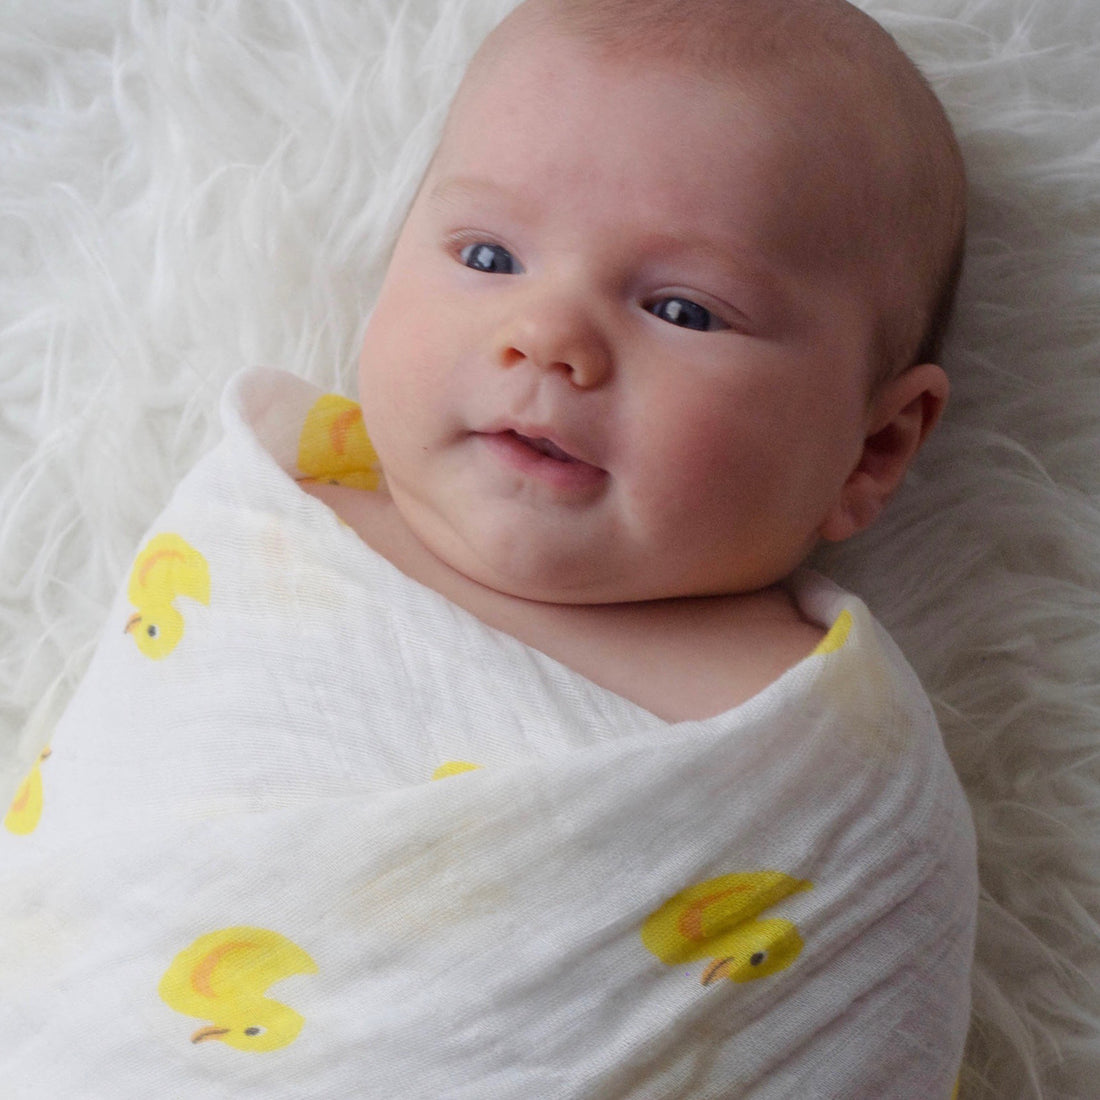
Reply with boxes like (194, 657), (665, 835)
(1, 1), (976, 1095)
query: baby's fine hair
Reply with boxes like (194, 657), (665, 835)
(487, 0), (967, 378)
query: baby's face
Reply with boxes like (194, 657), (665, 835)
(359, 29), (885, 603)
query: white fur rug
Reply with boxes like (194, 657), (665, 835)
(1, 2), (1097, 1096)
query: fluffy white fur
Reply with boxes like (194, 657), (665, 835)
(1, 1), (1097, 1096)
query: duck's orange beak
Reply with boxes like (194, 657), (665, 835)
(124, 613), (141, 635)
(701, 957), (734, 985)
(191, 1025), (231, 1044)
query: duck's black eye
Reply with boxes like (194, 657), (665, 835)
(749, 951), (766, 966)
(649, 297), (715, 331)
(460, 242), (520, 275)
(244, 1026), (265, 1036)
(146, 624), (158, 638)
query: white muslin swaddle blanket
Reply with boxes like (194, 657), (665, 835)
(1, 369), (976, 1098)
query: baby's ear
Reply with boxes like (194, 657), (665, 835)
(819, 362), (949, 543)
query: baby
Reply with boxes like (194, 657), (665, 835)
(1, 0), (976, 1096)
(306, 0), (964, 724)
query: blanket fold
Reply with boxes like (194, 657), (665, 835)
(0, 369), (976, 1098)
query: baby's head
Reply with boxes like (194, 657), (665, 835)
(358, 0), (964, 604)
(465, 0), (966, 379)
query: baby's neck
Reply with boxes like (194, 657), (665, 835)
(301, 481), (824, 722)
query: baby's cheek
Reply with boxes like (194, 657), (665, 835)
(621, 426), (729, 528)
(640, 397), (750, 485)
(359, 333), (426, 425)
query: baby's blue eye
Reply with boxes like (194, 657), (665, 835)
(460, 242), (520, 274)
(649, 297), (717, 331)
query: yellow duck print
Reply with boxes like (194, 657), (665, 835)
(297, 393), (381, 490)
(641, 870), (812, 985)
(431, 760), (482, 780)
(4, 746), (51, 836)
(811, 608), (853, 658)
(159, 926), (317, 1052)
(124, 533), (211, 660)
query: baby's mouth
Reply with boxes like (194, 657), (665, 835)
(508, 431), (578, 463)
(479, 428), (606, 492)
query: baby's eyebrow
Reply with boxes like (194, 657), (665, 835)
(637, 230), (778, 280)
(426, 175), (527, 214)
(429, 177), (778, 273)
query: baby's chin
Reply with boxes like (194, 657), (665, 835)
(431, 531), (631, 606)
(413, 524), (754, 608)
(389, 488), (801, 607)
(397, 515), (610, 606)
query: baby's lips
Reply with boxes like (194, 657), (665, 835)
(508, 431), (581, 463)
(477, 417), (603, 471)
(477, 428), (608, 493)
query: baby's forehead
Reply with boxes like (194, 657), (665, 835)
(449, 15), (900, 270)
(474, 1), (920, 168)
(480, 16), (900, 193)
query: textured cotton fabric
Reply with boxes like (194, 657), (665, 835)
(0, 370), (976, 1098)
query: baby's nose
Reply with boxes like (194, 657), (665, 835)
(494, 296), (612, 388)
